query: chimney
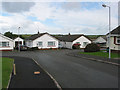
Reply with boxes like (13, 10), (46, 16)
(38, 31), (40, 34)
(68, 33), (71, 35)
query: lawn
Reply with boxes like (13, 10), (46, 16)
(80, 51), (120, 59)
(0, 57), (14, 89)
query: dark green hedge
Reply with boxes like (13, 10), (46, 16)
(84, 43), (100, 52)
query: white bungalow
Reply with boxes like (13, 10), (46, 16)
(93, 36), (107, 48)
(13, 37), (24, 47)
(106, 26), (120, 51)
(0, 33), (14, 51)
(25, 33), (59, 50)
(55, 34), (92, 49)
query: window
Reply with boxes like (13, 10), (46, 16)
(116, 37), (120, 44)
(0, 42), (9, 47)
(76, 42), (80, 44)
(37, 42), (43, 46)
(48, 41), (55, 46)
(83, 42), (88, 46)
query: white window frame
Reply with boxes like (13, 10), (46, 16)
(37, 42), (43, 47)
(0, 42), (9, 47)
(48, 41), (55, 47)
(83, 42), (88, 46)
(116, 37), (120, 44)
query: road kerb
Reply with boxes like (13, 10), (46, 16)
(7, 60), (15, 89)
(67, 54), (120, 66)
(32, 58), (62, 90)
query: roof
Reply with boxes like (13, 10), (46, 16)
(110, 25), (120, 35)
(53, 34), (91, 42)
(101, 36), (107, 40)
(25, 33), (47, 40)
(0, 33), (13, 41)
(14, 37), (24, 40)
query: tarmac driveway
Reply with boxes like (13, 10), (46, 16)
(2, 50), (119, 88)
(7, 56), (58, 89)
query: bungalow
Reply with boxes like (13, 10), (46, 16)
(0, 33), (14, 51)
(25, 33), (59, 50)
(93, 36), (107, 48)
(54, 34), (92, 49)
(13, 37), (24, 47)
(106, 26), (120, 51)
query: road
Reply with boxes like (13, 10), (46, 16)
(2, 50), (119, 88)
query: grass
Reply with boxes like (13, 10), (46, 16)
(80, 51), (120, 59)
(0, 57), (14, 89)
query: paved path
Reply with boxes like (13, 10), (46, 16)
(66, 51), (120, 66)
(7, 56), (58, 89)
(2, 50), (119, 88)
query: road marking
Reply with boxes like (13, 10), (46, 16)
(32, 58), (62, 90)
(13, 64), (16, 75)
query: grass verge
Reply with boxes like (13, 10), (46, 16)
(1, 57), (14, 88)
(80, 51), (120, 59)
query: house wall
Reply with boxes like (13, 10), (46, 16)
(65, 42), (73, 49)
(73, 36), (91, 48)
(32, 34), (59, 49)
(59, 41), (72, 49)
(0, 35), (13, 51)
(94, 37), (106, 48)
(14, 37), (24, 47)
(25, 40), (33, 47)
(107, 36), (120, 50)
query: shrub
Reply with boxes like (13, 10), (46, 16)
(72, 43), (81, 49)
(84, 43), (100, 52)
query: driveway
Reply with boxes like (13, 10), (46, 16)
(6, 56), (59, 88)
(2, 50), (119, 88)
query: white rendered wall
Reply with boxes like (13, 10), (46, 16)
(107, 36), (120, 50)
(33, 34), (59, 49)
(14, 37), (24, 47)
(0, 35), (13, 50)
(73, 36), (91, 48)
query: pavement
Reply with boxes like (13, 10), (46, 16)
(5, 56), (59, 89)
(66, 51), (120, 66)
(1, 50), (119, 88)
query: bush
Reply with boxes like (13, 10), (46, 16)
(72, 43), (80, 49)
(84, 43), (100, 52)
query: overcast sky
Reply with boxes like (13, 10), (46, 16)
(0, 1), (119, 35)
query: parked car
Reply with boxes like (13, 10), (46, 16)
(15, 45), (28, 51)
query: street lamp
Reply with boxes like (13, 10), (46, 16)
(18, 27), (20, 52)
(102, 4), (111, 59)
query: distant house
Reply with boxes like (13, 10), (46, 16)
(13, 37), (24, 47)
(0, 33), (14, 51)
(106, 26), (120, 51)
(93, 36), (107, 48)
(54, 34), (91, 49)
(25, 33), (59, 50)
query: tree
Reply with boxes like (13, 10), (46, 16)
(4, 31), (23, 39)
(4, 31), (13, 39)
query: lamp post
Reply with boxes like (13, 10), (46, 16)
(18, 27), (20, 52)
(102, 4), (111, 59)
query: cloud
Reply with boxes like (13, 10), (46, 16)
(2, 2), (35, 13)
(24, 2), (56, 21)
(61, 2), (81, 11)
(0, 14), (48, 34)
(118, 1), (120, 25)
(0, 2), (118, 35)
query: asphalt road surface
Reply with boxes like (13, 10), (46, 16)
(8, 56), (58, 89)
(2, 50), (119, 88)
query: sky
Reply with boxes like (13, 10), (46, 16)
(0, 0), (119, 35)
